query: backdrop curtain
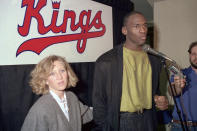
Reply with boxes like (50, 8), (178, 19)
(0, 0), (133, 131)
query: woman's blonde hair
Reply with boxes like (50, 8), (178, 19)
(29, 55), (78, 95)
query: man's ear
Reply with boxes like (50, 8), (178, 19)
(122, 26), (127, 35)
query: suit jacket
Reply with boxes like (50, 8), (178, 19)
(21, 91), (92, 131)
(92, 44), (162, 131)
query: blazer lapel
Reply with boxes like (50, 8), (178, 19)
(65, 92), (78, 131)
(48, 93), (74, 130)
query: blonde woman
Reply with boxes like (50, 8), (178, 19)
(21, 55), (92, 131)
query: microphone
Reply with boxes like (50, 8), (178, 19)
(168, 65), (185, 78)
(142, 44), (175, 63)
(142, 44), (185, 78)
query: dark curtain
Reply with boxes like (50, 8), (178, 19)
(0, 0), (133, 131)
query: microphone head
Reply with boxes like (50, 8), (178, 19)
(142, 44), (151, 52)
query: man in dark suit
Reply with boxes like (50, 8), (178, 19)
(92, 11), (168, 131)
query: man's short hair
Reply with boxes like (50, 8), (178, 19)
(122, 11), (144, 26)
(188, 41), (197, 54)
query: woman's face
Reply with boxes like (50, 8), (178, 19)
(46, 60), (68, 96)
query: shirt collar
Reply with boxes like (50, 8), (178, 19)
(49, 90), (66, 103)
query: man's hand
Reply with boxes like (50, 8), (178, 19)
(169, 76), (186, 96)
(173, 76), (186, 89)
(154, 95), (169, 110)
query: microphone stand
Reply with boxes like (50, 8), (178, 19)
(161, 58), (188, 131)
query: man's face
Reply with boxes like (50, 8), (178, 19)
(189, 46), (197, 69)
(122, 14), (148, 47)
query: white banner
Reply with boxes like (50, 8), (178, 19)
(0, 0), (113, 65)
